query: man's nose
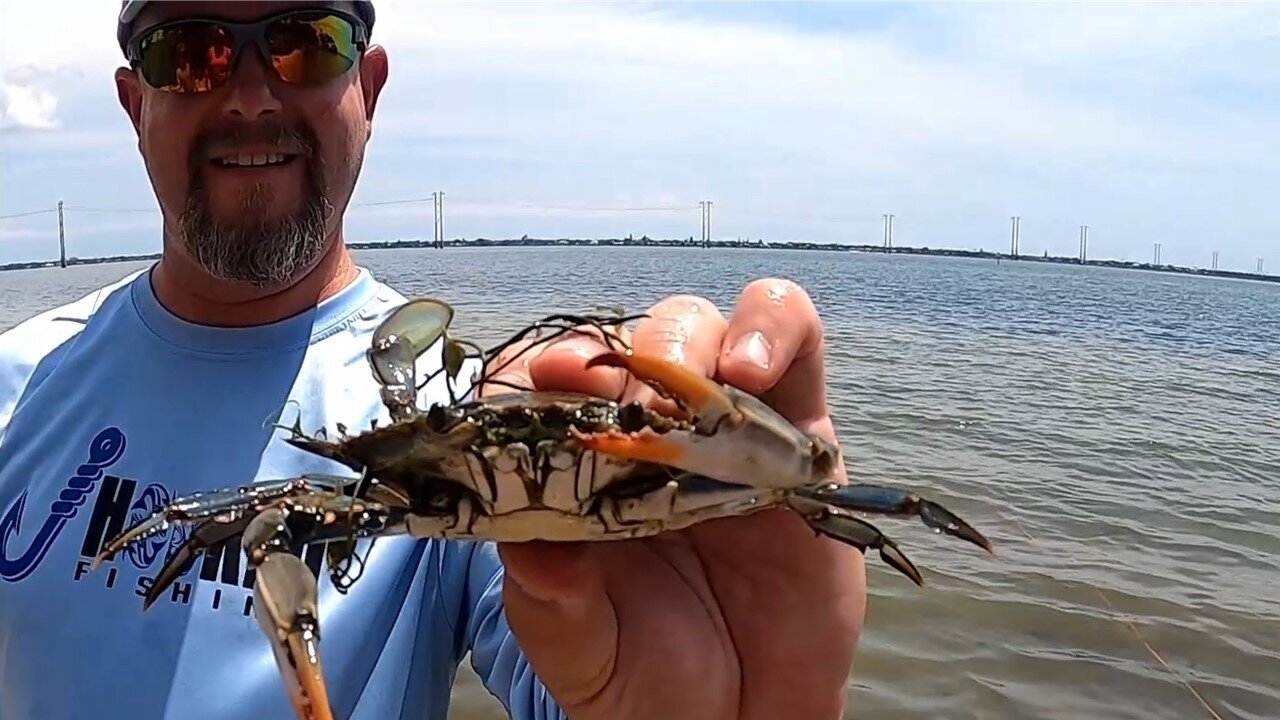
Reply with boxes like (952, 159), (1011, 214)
(219, 47), (283, 119)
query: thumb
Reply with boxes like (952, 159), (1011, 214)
(498, 542), (619, 708)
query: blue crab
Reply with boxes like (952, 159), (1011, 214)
(94, 298), (994, 720)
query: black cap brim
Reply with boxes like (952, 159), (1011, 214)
(117, 1), (376, 57)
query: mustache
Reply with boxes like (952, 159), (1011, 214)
(191, 117), (318, 162)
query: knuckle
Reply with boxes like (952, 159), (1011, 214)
(631, 295), (726, 371)
(736, 277), (826, 347)
(741, 276), (809, 308)
(648, 293), (726, 323)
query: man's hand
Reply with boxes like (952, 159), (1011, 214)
(484, 278), (866, 720)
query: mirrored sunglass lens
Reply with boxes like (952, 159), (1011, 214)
(139, 22), (234, 93)
(268, 14), (358, 84)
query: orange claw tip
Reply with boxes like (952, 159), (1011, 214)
(285, 631), (335, 720)
(584, 351), (739, 429)
(571, 428), (685, 465)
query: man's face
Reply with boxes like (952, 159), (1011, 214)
(115, 1), (388, 288)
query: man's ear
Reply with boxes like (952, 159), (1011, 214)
(115, 66), (143, 135)
(359, 45), (389, 128)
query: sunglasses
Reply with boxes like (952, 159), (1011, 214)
(125, 8), (369, 94)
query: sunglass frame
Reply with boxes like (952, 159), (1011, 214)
(123, 7), (370, 88)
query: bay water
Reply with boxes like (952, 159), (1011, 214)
(2, 246), (1276, 719)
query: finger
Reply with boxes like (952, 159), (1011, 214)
(621, 294), (728, 410)
(529, 335), (631, 399)
(481, 320), (633, 399)
(717, 278), (828, 425)
(518, 319), (634, 399)
(477, 336), (543, 399)
(497, 542), (618, 711)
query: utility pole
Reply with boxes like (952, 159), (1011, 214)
(1259, 258), (1265, 274)
(1010, 216), (1020, 257)
(886, 213), (894, 251)
(699, 201), (713, 248)
(431, 191), (444, 249)
(1153, 242), (1161, 265)
(1212, 250), (1219, 270)
(57, 200), (66, 268)
(1079, 224), (1088, 263)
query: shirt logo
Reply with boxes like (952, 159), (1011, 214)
(0, 425), (335, 618)
(0, 427), (126, 582)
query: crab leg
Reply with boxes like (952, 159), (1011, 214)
(803, 506), (926, 586)
(95, 479), (409, 720)
(143, 515), (253, 610)
(795, 483), (994, 554)
(93, 475), (358, 571)
(92, 475), (360, 609)
(240, 495), (408, 720)
(251, 548), (332, 720)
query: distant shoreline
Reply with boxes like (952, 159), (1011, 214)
(1, 237), (1274, 284)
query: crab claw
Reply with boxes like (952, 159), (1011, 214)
(578, 351), (839, 490)
(800, 483), (995, 555)
(252, 551), (335, 720)
(806, 507), (925, 587)
(585, 351), (742, 433)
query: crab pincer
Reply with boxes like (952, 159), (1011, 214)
(581, 350), (841, 489)
(250, 546), (333, 720)
(235, 492), (401, 720)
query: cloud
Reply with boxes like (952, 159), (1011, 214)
(1, 71), (59, 130)
(0, 0), (121, 132)
(2, 1), (1279, 269)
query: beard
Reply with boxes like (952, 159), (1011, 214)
(177, 119), (335, 288)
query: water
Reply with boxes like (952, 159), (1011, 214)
(2, 247), (1278, 720)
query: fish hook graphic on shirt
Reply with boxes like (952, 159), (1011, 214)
(0, 427), (126, 582)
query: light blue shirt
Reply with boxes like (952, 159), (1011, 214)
(0, 266), (566, 719)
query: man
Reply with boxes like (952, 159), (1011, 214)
(0, 2), (865, 719)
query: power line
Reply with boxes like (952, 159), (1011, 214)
(347, 196), (435, 207)
(61, 206), (156, 214)
(0, 208), (58, 221)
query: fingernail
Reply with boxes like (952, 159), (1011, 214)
(730, 331), (771, 369)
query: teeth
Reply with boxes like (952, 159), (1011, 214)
(216, 153), (290, 167)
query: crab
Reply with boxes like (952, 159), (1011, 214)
(93, 298), (995, 720)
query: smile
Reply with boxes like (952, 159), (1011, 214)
(212, 153), (298, 168)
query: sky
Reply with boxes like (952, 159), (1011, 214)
(2, 1), (1279, 272)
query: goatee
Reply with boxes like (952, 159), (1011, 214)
(178, 119), (332, 288)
